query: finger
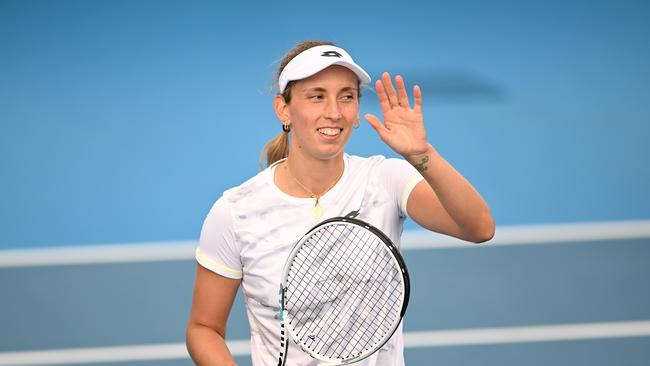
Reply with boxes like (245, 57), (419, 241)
(413, 84), (423, 114)
(395, 75), (411, 108)
(364, 113), (390, 138)
(374, 80), (392, 115)
(381, 72), (399, 107)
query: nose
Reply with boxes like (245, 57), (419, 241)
(324, 98), (342, 120)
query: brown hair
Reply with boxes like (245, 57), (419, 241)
(259, 40), (336, 169)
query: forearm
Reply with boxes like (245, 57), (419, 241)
(186, 323), (238, 366)
(406, 144), (494, 242)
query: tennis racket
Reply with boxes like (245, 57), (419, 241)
(277, 210), (410, 365)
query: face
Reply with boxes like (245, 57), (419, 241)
(277, 65), (360, 162)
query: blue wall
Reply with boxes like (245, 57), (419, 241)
(1, 0), (649, 249)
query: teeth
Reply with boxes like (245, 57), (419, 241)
(318, 128), (341, 136)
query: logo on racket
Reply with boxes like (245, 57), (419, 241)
(307, 334), (316, 341)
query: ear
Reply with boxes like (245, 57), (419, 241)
(273, 94), (290, 125)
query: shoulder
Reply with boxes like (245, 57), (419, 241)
(201, 166), (275, 243)
(346, 154), (386, 172)
(380, 156), (415, 172)
(346, 154), (413, 176)
(202, 166), (274, 226)
(221, 166), (274, 206)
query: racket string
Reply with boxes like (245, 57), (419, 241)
(310, 227), (395, 356)
(325, 249), (401, 356)
(289, 228), (349, 329)
(292, 224), (398, 344)
(285, 223), (404, 360)
(321, 238), (400, 356)
(308, 228), (376, 354)
(292, 225), (374, 327)
(341, 265), (402, 355)
(289, 226), (355, 339)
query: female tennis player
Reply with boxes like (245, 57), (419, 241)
(186, 41), (494, 365)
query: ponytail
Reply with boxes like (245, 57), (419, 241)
(259, 130), (289, 169)
(259, 41), (337, 169)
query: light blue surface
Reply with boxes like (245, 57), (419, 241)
(1, 1), (650, 365)
(1, 0), (649, 249)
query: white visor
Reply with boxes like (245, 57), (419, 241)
(278, 45), (371, 93)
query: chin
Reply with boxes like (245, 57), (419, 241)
(313, 147), (345, 161)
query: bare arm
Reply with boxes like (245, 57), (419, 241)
(365, 72), (494, 243)
(186, 264), (241, 365)
(405, 145), (494, 243)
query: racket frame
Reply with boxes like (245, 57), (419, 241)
(277, 213), (410, 365)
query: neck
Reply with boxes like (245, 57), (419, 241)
(278, 151), (345, 198)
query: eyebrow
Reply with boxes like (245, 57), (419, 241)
(302, 87), (359, 94)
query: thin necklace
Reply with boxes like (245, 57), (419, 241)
(285, 161), (344, 219)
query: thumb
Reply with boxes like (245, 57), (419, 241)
(364, 114), (389, 139)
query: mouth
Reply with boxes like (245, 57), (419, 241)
(317, 127), (343, 137)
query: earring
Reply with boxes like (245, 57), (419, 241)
(353, 116), (360, 129)
(282, 121), (291, 132)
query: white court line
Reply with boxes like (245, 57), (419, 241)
(1, 320), (649, 365)
(1, 220), (649, 267)
(402, 320), (650, 347)
(402, 219), (650, 250)
(0, 241), (197, 268)
(0, 340), (248, 366)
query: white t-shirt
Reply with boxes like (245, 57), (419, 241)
(196, 154), (423, 366)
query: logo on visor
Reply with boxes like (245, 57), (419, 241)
(321, 51), (343, 58)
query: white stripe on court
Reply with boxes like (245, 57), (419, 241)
(1, 320), (649, 365)
(402, 320), (650, 347)
(0, 240), (197, 268)
(401, 219), (650, 250)
(0, 340), (249, 366)
(1, 219), (649, 267)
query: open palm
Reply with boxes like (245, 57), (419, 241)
(364, 72), (429, 158)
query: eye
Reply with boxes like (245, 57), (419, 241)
(340, 94), (356, 102)
(309, 94), (324, 101)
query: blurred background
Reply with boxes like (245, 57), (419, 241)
(1, 0), (649, 365)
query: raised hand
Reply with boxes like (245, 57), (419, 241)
(364, 72), (430, 159)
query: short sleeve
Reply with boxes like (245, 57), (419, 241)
(195, 196), (243, 279)
(380, 158), (424, 218)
